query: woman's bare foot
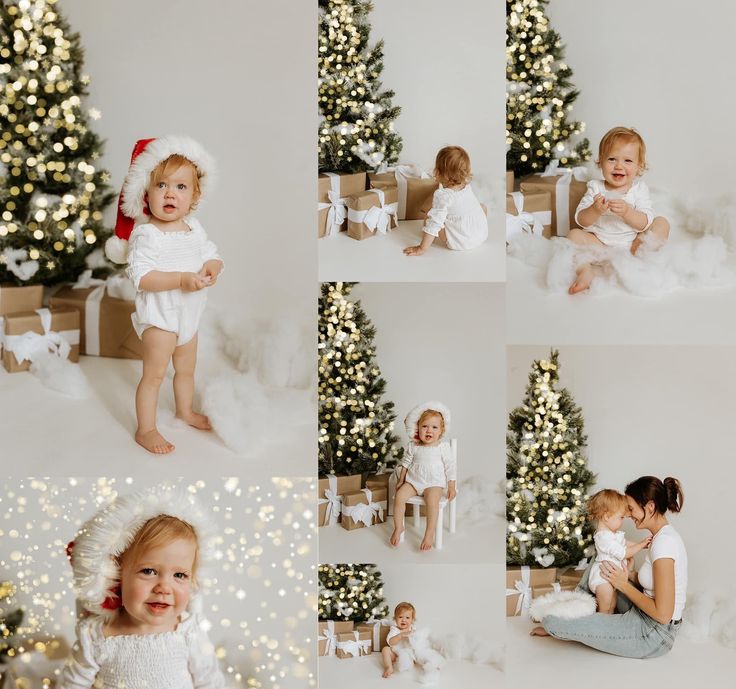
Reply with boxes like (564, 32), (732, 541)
(568, 264), (594, 294)
(135, 429), (175, 454)
(389, 526), (404, 547)
(176, 411), (212, 430)
(382, 667), (393, 678)
(530, 626), (550, 637)
(420, 534), (434, 551)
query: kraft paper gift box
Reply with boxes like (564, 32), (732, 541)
(519, 165), (587, 237)
(318, 171), (367, 238)
(506, 566), (557, 616)
(2, 307), (80, 373)
(318, 620), (354, 656)
(49, 279), (142, 360)
(506, 170), (515, 193)
(558, 564), (587, 587)
(335, 629), (372, 659)
(506, 191), (553, 240)
(0, 283), (44, 356)
(318, 474), (362, 527)
(346, 187), (399, 240)
(356, 620), (392, 652)
(532, 582), (578, 599)
(340, 487), (388, 530)
(365, 473), (391, 514)
(368, 166), (439, 220)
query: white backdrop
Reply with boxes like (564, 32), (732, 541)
(61, 0), (316, 320)
(548, 0), (736, 197)
(508, 346), (736, 593)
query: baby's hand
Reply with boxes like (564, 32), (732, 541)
(640, 535), (653, 549)
(403, 245), (425, 256)
(592, 194), (608, 213)
(607, 199), (630, 217)
(199, 260), (222, 286)
(180, 272), (209, 292)
(447, 485), (457, 502)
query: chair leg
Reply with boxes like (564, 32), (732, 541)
(449, 499), (456, 534)
(412, 504), (420, 530)
(435, 505), (444, 549)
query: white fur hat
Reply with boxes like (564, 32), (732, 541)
(404, 401), (451, 440)
(67, 486), (217, 618)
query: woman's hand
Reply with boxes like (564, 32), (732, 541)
(600, 560), (629, 591)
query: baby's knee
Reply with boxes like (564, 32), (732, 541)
(141, 371), (166, 388)
(651, 216), (670, 238)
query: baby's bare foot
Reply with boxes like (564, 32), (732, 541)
(420, 535), (434, 551)
(568, 265), (594, 294)
(135, 429), (175, 455)
(176, 411), (212, 430)
(389, 527), (404, 547)
(630, 236), (643, 255)
(382, 667), (393, 678)
(530, 626), (550, 637)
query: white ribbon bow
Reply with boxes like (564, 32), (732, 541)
(318, 474), (342, 526)
(539, 161), (588, 237)
(346, 188), (398, 235)
(505, 191), (552, 242)
(342, 488), (385, 527)
(3, 308), (75, 363)
(505, 565), (532, 616)
(318, 173), (348, 236)
(318, 621), (339, 657)
(336, 631), (371, 658)
(575, 557), (589, 571)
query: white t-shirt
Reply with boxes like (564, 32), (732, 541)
(637, 524), (688, 621)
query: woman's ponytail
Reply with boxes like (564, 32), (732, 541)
(663, 477), (684, 513)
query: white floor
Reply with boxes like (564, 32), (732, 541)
(506, 616), (735, 688)
(319, 514), (504, 565)
(507, 255), (736, 344)
(318, 221), (506, 283)
(318, 655), (502, 688)
(1, 356), (313, 477)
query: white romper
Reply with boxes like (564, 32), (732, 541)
(125, 217), (222, 346)
(574, 178), (654, 248)
(588, 529), (627, 592)
(423, 184), (488, 250)
(59, 614), (225, 689)
(400, 441), (456, 495)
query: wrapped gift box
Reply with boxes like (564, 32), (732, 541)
(49, 283), (141, 359)
(356, 620), (391, 652)
(0, 283), (44, 356)
(317, 474), (362, 527)
(506, 170), (514, 193)
(368, 167), (439, 220)
(506, 566), (557, 616)
(346, 187), (399, 240)
(558, 565), (586, 587)
(520, 170), (587, 237)
(532, 582), (578, 599)
(318, 620), (354, 656)
(2, 307), (80, 373)
(365, 473), (391, 514)
(335, 629), (372, 659)
(506, 191), (553, 239)
(340, 487), (388, 530)
(318, 171), (367, 237)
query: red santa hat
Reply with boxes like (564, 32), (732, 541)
(105, 135), (216, 264)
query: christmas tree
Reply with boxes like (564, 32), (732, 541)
(0, 0), (115, 286)
(318, 282), (403, 477)
(507, 350), (596, 567)
(506, 0), (591, 177)
(318, 563), (388, 623)
(0, 579), (23, 664)
(318, 0), (402, 172)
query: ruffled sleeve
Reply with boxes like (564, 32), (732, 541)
(185, 614), (226, 689)
(631, 179), (654, 230)
(188, 217), (224, 270)
(440, 441), (457, 482)
(574, 180), (601, 228)
(125, 225), (161, 290)
(423, 187), (454, 237)
(58, 618), (101, 689)
(594, 530), (627, 561)
(399, 442), (414, 469)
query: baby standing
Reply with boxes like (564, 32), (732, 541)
(106, 137), (223, 454)
(61, 487), (225, 688)
(403, 146), (488, 256)
(390, 401), (457, 551)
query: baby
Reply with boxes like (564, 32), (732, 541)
(381, 602), (416, 678)
(61, 488), (224, 688)
(587, 489), (652, 614)
(567, 127), (670, 294)
(106, 137), (223, 454)
(390, 402), (457, 551)
(403, 145), (488, 256)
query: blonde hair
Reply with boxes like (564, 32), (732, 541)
(394, 602), (416, 620)
(434, 145), (472, 187)
(417, 409), (445, 437)
(118, 515), (199, 581)
(596, 127), (648, 172)
(150, 154), (202, 207)
(587, 489), (629, 522)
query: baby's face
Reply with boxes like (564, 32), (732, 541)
(603, 510), (626, 532)
(120, 537), (196, 632)
(395, 610), (415, 630)
(418, 414), (442, 445)
(600, 141), (641, 190)
(146, 163), (198, 224)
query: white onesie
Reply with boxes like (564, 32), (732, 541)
(574, 178), (654, 248)
(588, 529), (627, 592)
(423, 184), (488, 250)
(386, 624), (414, 650)
(59, 613), (225, 689)
(125, 217), (222, 346)
(400, 441), (456, 495)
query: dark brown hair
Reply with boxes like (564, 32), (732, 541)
(625, 476), (683, 515)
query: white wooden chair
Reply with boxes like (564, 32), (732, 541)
(405, 438), (457, 549)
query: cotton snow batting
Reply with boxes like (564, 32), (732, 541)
(529, 589), (596, 622)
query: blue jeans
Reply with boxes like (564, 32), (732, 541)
(542, 564), (679, 659)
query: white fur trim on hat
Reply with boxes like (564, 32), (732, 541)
(69, 485), (218, 618)
(121, 136), (215, 219)
(404, 401), (451, 440)
(104, 235), (130, 265)
(529, 589), (596, 622)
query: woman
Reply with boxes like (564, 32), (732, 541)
(531, 476), (687, 658)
